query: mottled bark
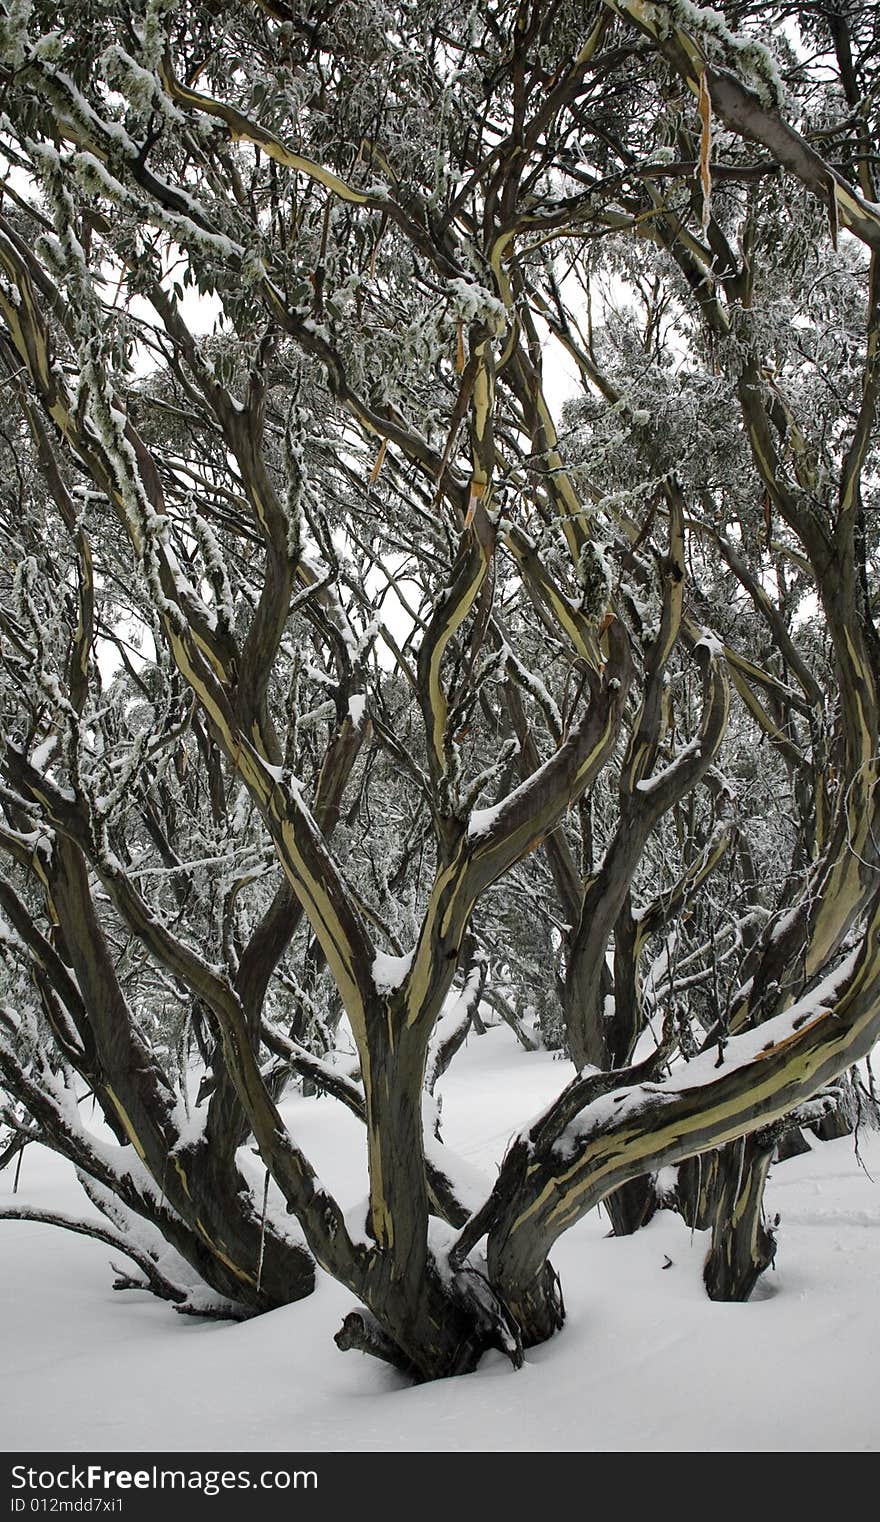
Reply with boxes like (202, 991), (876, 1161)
(703, 1136), (777, 1302)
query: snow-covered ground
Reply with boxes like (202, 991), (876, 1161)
(2, 1025), (879, 1452)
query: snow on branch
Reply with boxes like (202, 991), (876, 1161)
(484, 919), (880, 1269)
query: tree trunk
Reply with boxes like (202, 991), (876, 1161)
(603, 1175), (658, 1236)
(494, 1259), (566, 1350)
(344, 1259), (514, 1380)
(702, 1136), (777, 1302)
(675, 1149), (723, 1230)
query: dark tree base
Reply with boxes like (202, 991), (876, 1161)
(497, 1260), (565, 1350)
(703, 1136), (777, 1302)
(603, 1174), (658, 1236)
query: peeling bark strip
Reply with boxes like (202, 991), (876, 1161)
(603, 0), (880, 251)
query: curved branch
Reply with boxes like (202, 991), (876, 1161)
(488, 886), (880, 1291)
(0, 1204), (189, 1304)
(604, 1), (880, 252)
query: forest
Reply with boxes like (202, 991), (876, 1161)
(0, 0), (879, 1390)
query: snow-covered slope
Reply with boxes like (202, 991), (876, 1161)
(2, 1025), (878, 1452)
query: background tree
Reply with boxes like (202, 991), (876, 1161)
(1, 0), (879, 1378)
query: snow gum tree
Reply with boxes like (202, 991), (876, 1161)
(1, 0), (879, 1377)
